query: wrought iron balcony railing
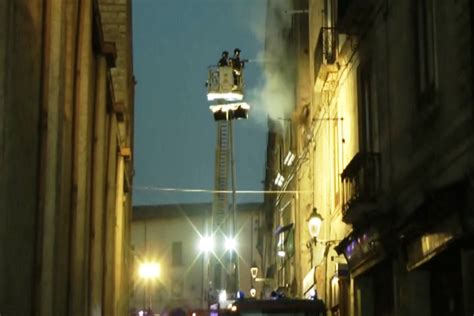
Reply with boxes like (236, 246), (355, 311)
(341, 152), (381, 223)
(313, 27), (337, 81)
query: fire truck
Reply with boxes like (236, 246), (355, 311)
(218, 298), (327, 316)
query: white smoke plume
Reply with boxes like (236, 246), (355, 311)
(246, 0), (296, 131)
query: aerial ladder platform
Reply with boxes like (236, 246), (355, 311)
(205, 50), (251, 300)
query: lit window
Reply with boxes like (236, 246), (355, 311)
(283, 151), (296, 166)
(274, 173), (285, 187)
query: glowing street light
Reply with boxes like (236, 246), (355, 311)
(307, 207), (323, 240)
(250, 262), (258, 279)
(199, 235), (215, 253)
(219, 290), (227, 303)
(138, 261), (160, 280)
(138, 260), (160, 311)
(224, 236), (237, 252)
(250, 287), (256, 298)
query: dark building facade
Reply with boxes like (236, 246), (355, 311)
(0, 1), (134, 315)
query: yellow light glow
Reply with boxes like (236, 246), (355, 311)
(250, 266), (258, 279)
(138, 261), (160, 280)
(250, 288), (256, 297)
(308, 216), (322, 239)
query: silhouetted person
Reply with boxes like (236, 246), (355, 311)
(231, 48), (244, 88)
(218, 50), (229, 67)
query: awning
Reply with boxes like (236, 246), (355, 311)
(401, 177), (469, 270)
(406, 213), (462, 271)
(334, 228), (386, 278)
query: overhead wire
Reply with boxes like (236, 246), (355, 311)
(133, 185), (313, 195)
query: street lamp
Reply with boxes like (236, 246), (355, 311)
(138, 262), (160, 280)
(250, 287), (256, 298)
(219, 290), (227, 303)
(138, 261), (160, 311)
(224, 236), (237, 252)
(198, 235), (214, 309)
(199, 235), (215, 253)
(250, 262), (258, 279)
(250, 262), (258, 299)
(307, 207), (323, 240)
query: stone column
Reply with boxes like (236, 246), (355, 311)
(89, 54), (108, 316)
(70, 0), (94, 313)
(104, 115), (118, 315)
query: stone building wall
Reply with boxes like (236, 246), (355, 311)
(0, 1), (134, 315)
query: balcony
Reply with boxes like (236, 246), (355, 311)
(313, 27), (337, 82)
(337, 0), (377, 35)
(341, 152), (381, 223)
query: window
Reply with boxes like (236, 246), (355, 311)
(330, 275), (350, 315)
(171, 279), (184, 298)
(284, 120), (293, 161)
(275, 143), (282, 171)
(357, 62), (375, 153)
(331, 276), (340, 309)
(415, 0), (438, 106)
(213, 263), (222, 289)
(172, 241), (183, 266)
(333, 120), (341, 208)
(285, 228), (295, 257)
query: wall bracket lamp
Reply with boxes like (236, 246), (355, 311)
(307, 207), (324, 241)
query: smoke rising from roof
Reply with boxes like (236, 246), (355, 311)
(246, 0), (296, 130)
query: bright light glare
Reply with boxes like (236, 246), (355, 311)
(277, 250), (286, 257)
(209, 102), (250, 113)
(225, 237), (237, 252)
(219, 290), (227, 302)
(138, 262), (160, 280)
(199, 236), (215, 253)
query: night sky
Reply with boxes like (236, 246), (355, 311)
(132, 0), (269, 206)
